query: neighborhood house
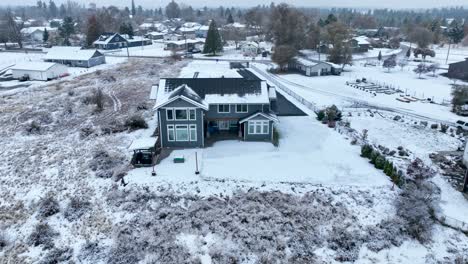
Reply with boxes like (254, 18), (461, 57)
(10, 62), (68, 81)
(154, 69), (279, 148)
(289, 57), (342, 76)
(44, 46), (106, 68)
(93, 33), (152, 50)
(448, 58), (468, 81)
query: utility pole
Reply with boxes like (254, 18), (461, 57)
(445, 41), (451, 65)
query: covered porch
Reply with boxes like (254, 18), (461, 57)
(205, 119), (243, 146)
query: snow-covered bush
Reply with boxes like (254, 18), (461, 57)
(77, 241), (108, 263)
(0, 232), (7, 250)
(28, 222), (57, 249)
(364, 218), (405, 252)
(124, 115), (148, 130)
(89, 149), (126, 178)
(406, 158), (435, 181)
(37, 193), (60, 218)
(25, 121), (41, 134)
(39, 246), (73, 264)
(396, 180), (439, 243)
(327, 225), (362, 262)
(64, 196), (91, 221)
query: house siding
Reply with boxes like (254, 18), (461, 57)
(205, 104), (269, 120)
(158, 98), (204, 148)
(448, 61), (468, 81)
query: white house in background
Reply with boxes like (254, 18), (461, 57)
(145, 31), (165, 40)
(164, 33), (184, 41)
(21, 27), (58, 42)
(289, 57), (342, 77)
(195, 25), (210, 38)
(240, 42), (259, 56)
(44, 46), (106, 68)
(139, 22), (167, 32)
(11, 62), (68, 81)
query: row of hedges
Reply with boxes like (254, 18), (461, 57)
(361, 144), (404, 187)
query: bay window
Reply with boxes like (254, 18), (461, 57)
(248, 120), (269, 134)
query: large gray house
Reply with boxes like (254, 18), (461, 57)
(154, 70), (279, 148)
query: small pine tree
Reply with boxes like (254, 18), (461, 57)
(375, 155), (386, 170)
(227, 13), (234, 24)
(370, 151), (378, 164)
(383, 160), (390, 175)
(43, 28), (49, 43)
(406, 47), (411, 58)
(377, 51), (382, 61)
(203, 20), (223, 56)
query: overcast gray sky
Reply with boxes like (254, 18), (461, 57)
(2, 0), (468, 9)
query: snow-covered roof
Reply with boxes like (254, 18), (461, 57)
(154, 84), (209, 110)
(197, 25), (210, 31)
(44, 46), (102, 61)
(241, 41), (258, 48)
(165, 38), (205, 46)
(21, 27), (57, 34)
(353, 36), (370, 45)
(183, 22), (202, 28)
(147, 31), (165, 36)
(11, 62), (59, 71)
(225, 22), (246, 29)
(93, 33), (150, 45)
(155, 70), (271, 107)
(150, 85), (158, 100)
(268, 86), (277, 100)
(128, 137), (158, 150)
(239, 111), (279, 124)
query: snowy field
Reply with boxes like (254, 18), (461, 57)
(253, 61), (468, 123)
(101, 42), (172, 57)
(346, 110), (468, 224)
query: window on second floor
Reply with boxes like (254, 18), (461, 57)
(236, 104), (248, 113)
(218, 104), (230, 113)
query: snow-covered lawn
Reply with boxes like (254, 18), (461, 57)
(0, 51), (45, 70)
(101, 42), (172, 57)
(202, 116), (390, 186)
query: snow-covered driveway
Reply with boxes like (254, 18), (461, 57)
(202, 116), (391, 186)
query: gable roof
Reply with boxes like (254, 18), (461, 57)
(155, 69), (271, 106)
(44, 46), (103, 61)
(11, 62), (60, 71)
(154, 84), (209, 110)
(239, 111), (279, 124)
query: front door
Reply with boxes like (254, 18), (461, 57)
(218, 120), (230, 130)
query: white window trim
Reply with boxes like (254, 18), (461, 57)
(189, 124), (197, 141)
(175, 125), (189, 142)
(248, 120), (269, 135)
(174, 109), (188, 121)
(165, 107), (197, 121)
(189, 109), (196, 121)
(235, 104), (248, 113)
(166, 109), (174, 120)
(217, 104), (230, 113)
(167, 125), (175, 141)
